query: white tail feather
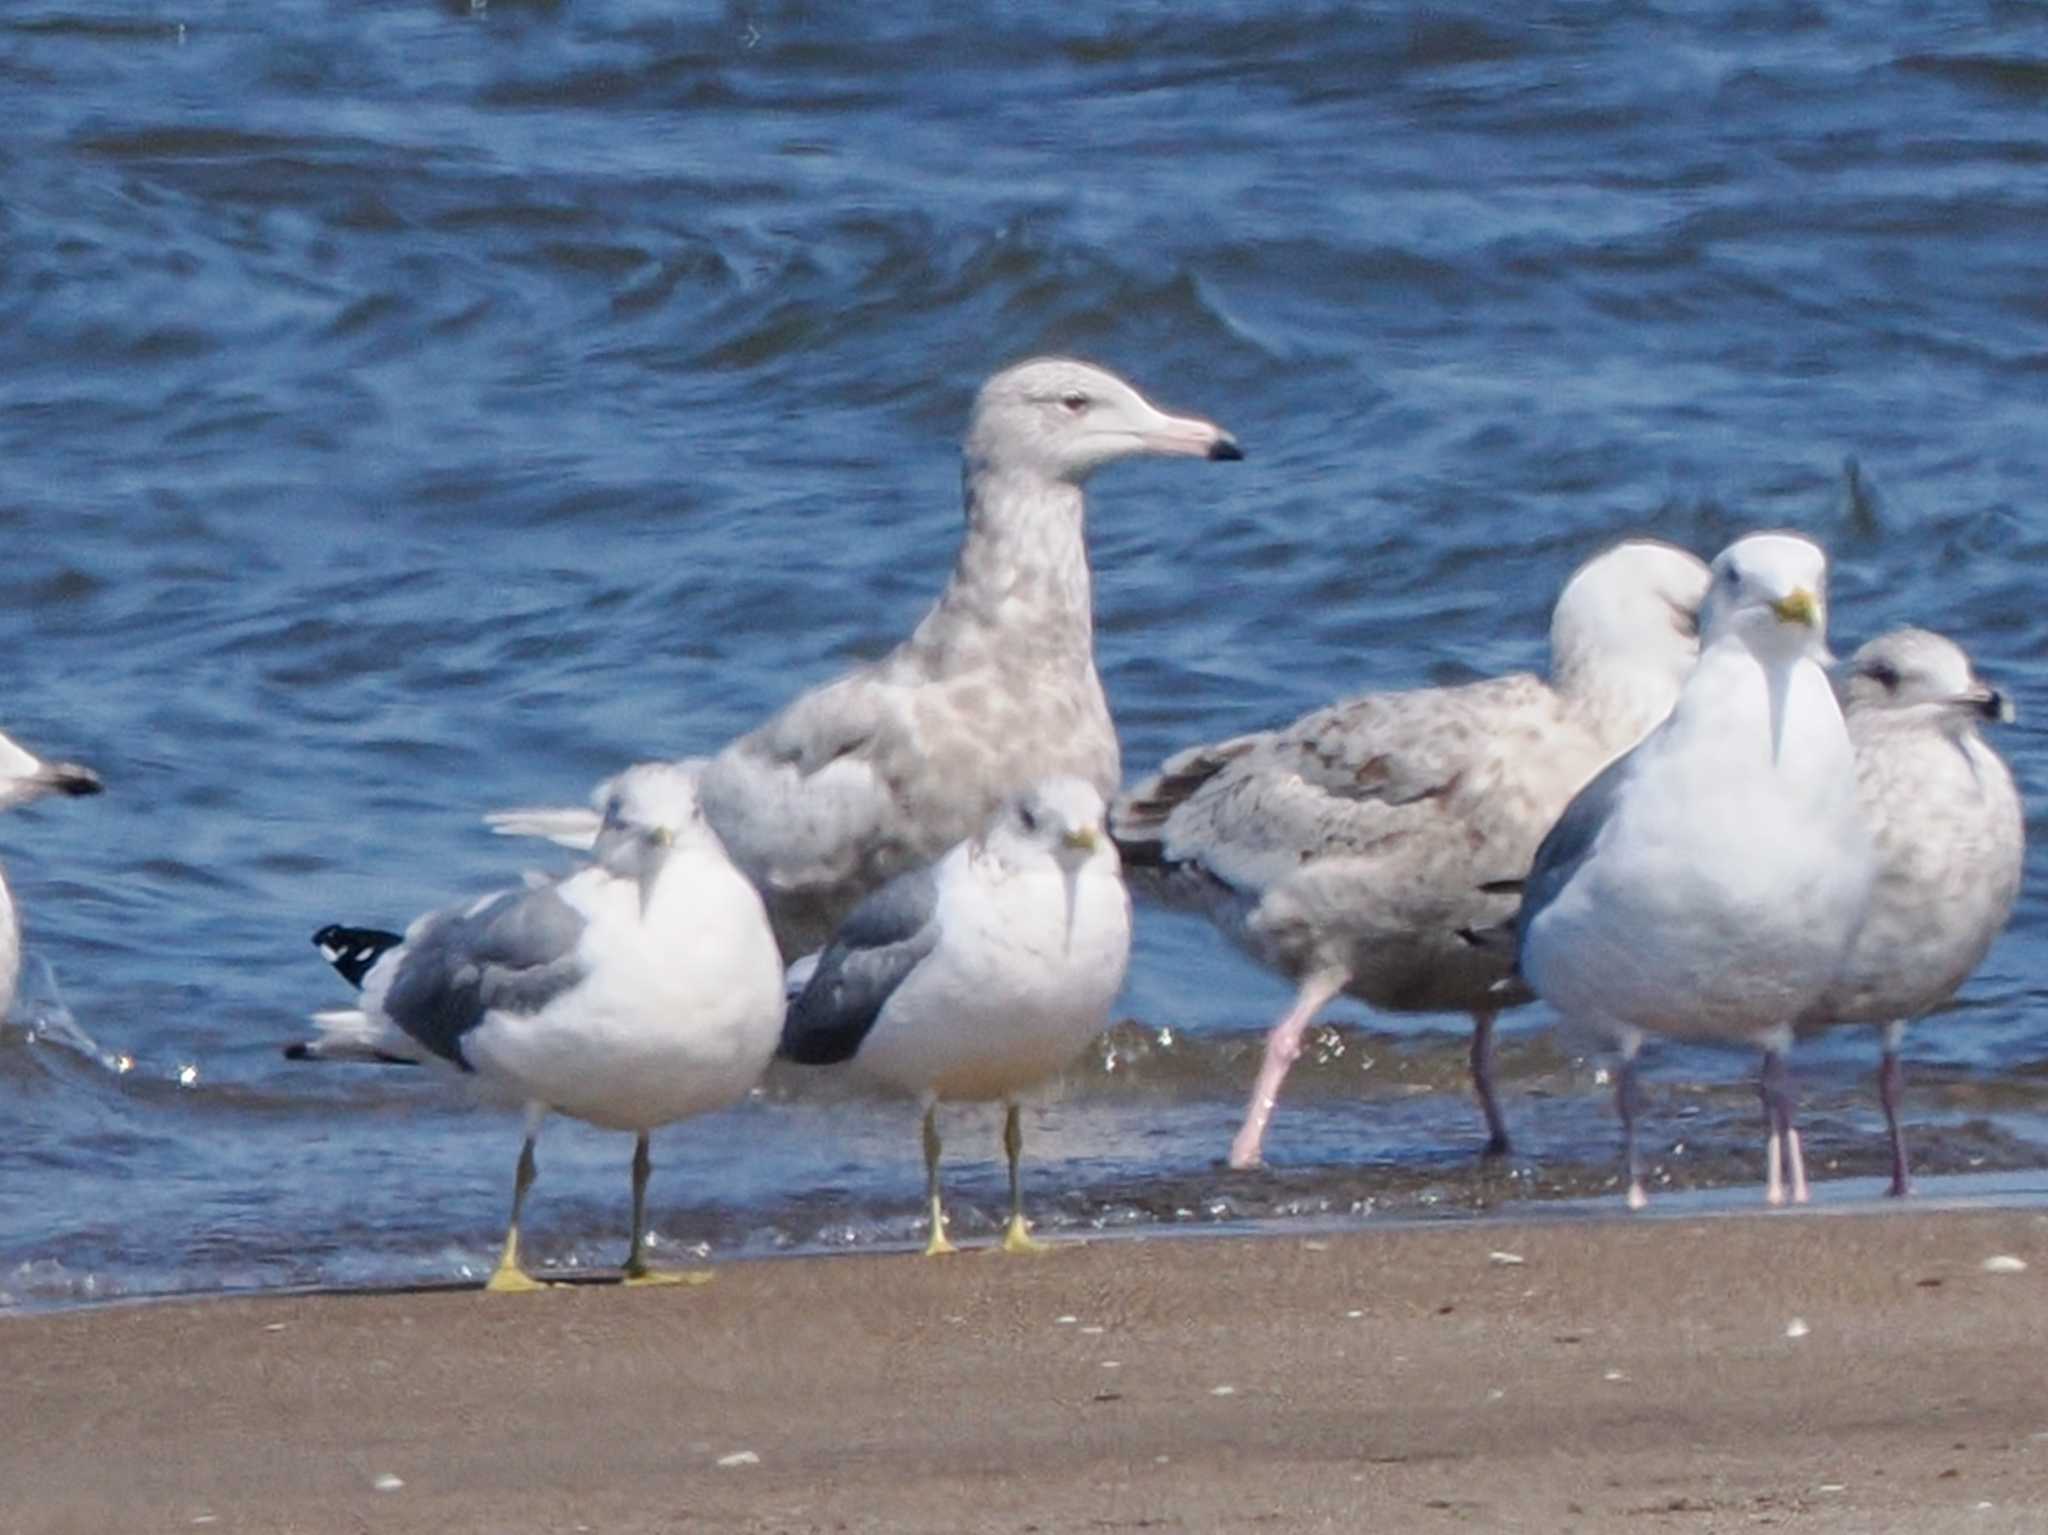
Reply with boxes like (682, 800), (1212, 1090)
(287, 1008), (426, 1065)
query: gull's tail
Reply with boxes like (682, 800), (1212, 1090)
(284, 1008), (422, 1065)
(285, 924), (419, 1063)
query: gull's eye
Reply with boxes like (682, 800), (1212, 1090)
(1725, 564), (1744, 590)
(1866, 660), (1902, 692)
(1019, 804), (1040, 833)
(1059, 392), (1090, 414)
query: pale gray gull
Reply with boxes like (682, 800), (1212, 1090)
(1112, 539), (1710, 1168)
(487, 357), (1240, 958)
(1798, 628), (2023, 1196)
(778, 776), (1131, 1255)
(1514, 532), (1875, 1209)
(289, 761), (783, 1290)
(0, 728), (101, 1019)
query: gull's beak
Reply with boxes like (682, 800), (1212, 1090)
(1135, 403), (1243, 462)
(651, 826), (675, 848)
(1965, 685), (2015, 724)
(1061, 825), (1101, 853)
(1769, 587), (1820, 629)
(34, 761), (102, 798)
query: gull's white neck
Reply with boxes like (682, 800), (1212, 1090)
(906, 465), (1095, 671)
(1669, 634), (1836, 772)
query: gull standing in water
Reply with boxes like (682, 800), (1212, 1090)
(0, 727), (101, 1018)
(778, 778), (1131, 1256)
(1112, 540), (1709, 1167)
(1515, 532), (1875, 1209)
(488, 358), (1241, 958)
(290, 763), (784, 1290)
(1799, 628), (2024, 1196)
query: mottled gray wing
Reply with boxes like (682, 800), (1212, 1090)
(380, 885), (589, 1071)
(778, 864), (943, 1066)
(1129, 674), (1562, 898)
(1511, 746), (1637, 969)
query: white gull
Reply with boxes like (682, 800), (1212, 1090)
(1515, 532), (1875, 1209)
(290, 762), (784, 1290)
(778, 777), (1131, 1256)
(0, 728), (101, 1020)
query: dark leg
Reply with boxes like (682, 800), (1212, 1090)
(1471, 1010), (1511, 1158)
(1879, 1031), (1911, 1199)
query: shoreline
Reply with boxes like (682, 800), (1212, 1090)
(11, 1202), (2048, 1533)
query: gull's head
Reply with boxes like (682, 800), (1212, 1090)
(995, 775), (1116, 872)
(964, 357), (1242, 487)
(1840, 627), (2012, 725)
(1699, 532), (1832, 663)
(1551, 538), (1711, 684)
(592, 759), (712, 879)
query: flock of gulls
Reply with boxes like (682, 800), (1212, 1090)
(0, 358), (2027, 1288)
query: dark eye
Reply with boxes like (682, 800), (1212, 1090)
(1866, 661), (1902, 691)
(1060, 392), (1089, 413)
(1019, 805), (1040, 833)
(1725, 564), (1744, 590)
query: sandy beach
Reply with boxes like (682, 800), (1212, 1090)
(9, 1205), (2048, 1534)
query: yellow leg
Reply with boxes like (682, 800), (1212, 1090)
(922, 1100), (956, 1256)
(621, 1132), (713, 1288)
(999, 1102), (1052, 1255)
(485, 1132), (551, 1293)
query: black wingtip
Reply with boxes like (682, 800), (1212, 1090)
(312, 923), (406, 989)
(283, 1041), (311, 1061)
(1208, 436), (1245, 462)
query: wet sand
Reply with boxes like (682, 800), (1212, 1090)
(9, 1205), (2048, 1534)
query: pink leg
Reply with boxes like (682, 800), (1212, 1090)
(1760, 1047), (1806, 1206)
(1879, 1023), (1911, 1198)
(1229, 970), (1348, 1170)
(1470, 1010), (1511, 1157)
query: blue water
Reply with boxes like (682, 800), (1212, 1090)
(2, 0), (2045, 1308)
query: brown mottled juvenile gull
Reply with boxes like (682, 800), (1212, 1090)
(1515, 532), (1875, 1209)
(1111, 539), (1709, 1168)
(488, 357), (1241, 958)
(0, 727), (101, 1019)
(1797, 628), (2024, 1197)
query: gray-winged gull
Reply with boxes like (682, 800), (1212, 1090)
(1112, 539), (1710, 1168)
(1798, 628), (2023, 1196)
(488, 358), (1240, 958)
(778, 776), (1131, 1255)
(0, 728), (101, 1019)
(1515, 532), (1875, 1209)
(289, 762), (784, 1290)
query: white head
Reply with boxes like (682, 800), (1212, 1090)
(963, 357), (1242, 487)
(1698, 532), (1833, 666)
(591, 760), (713, 881)
(987, 774), (1115, 873)
(1840, 627), (2012, 726)
(1550, 539), (1711, 709)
